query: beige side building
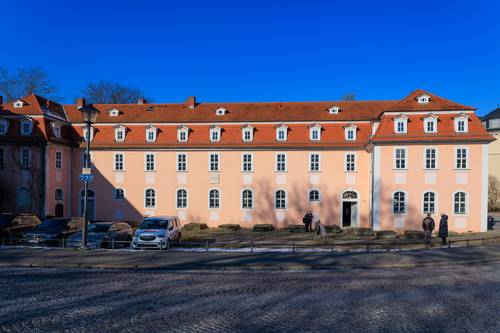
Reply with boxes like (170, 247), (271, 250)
(482, 108), (500, 209)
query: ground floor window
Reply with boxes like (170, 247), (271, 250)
(242, 189), (253, 209)
(393, 191), (406, 214)
(275, 190), (286, 209)
(177, 189), (188, 208)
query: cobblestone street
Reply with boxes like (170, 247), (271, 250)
(1, 264), (499, 333)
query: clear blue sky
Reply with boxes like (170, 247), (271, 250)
(1, 0), (499, 115)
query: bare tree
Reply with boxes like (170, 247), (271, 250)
(0, 66), (58, 102)
(81, 80), (147, 104)
(341, 93), (356, 101)
(489, 175), (498, 210)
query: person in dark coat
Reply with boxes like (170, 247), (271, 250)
(422, 213), (435, 245)
(305, 211), (313, 232)
(302, 213), (309, 232)
(438, 214), (449, 245)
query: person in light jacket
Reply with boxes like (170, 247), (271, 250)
(422, 213), (435, 245)
(438, 214), (449, 245)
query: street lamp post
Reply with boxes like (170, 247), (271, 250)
(78, 105), (98, 249)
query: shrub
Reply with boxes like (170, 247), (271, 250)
(343, 227), (374, 237)
(374, 230), (398, 239)
(324, 224), (342, 233)
(404, 230), (424, 239)
(182, 223), (209, 231)
(218, 224), (241, 231)
(286, 224), (305, 233)
(253, 224), (275, 232)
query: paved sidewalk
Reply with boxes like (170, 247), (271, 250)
(1, 243), (499, 270)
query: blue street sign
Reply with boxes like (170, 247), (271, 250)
(79, 174), (94, 182)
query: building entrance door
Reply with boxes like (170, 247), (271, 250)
(341, 191), (358, 228)
(55, 203), (64, 217)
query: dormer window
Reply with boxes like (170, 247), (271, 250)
(423, 116), (438, 133)
(109, 109), (120, 117)
(242, 125), (254, 142)
(417, 94), (431, 104)
(177, 126), (189, 142)
(328, 106), (340, 114)
(51, 122), (62, 138)
(20, 118), (33, 136)
(82, 126), (94, 142)
(276, 124), (288, 141)
(309, 124), (322, 141)
(344, 125), (357, 141)
(0, 119), (9, 135)
(394, 116), (408, 134)
(215, 108), (226, 116)
(145, 125), (157, 142)
(210, 126), (221, 142)
(115, 125), (126, 142)
(454, 115), (469, 133)
(13, 100), (24, 108)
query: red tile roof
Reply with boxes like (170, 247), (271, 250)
(386, 90), (475, 112)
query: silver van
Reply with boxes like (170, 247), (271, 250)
(132, 216), (181, 250)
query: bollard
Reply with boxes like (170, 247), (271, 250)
(206, 240), (209, 252)
(448, 240), (451, 248)
(292, 242), (295, 253)
(112, 239), (115, 250)
(466, 239), (470, 247)
(366, 244), (370, 253)
(250, 241), (254, 253)
(331, 242), (334, 253)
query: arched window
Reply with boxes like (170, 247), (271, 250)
(423, 192), (435, 214)
(242, 189), (253, 209)
(16, 187), (30, 209)
(55, 189), (64, 201)
(343, 191), (358, 199)
(393, 192), (406, 214)
(275, 190), (286, 209)
(309, 189), (320, 202)
(209, 189), (220, 208)
(177, 189), (188, 208)
(454, 192), (467, 214)
(115, 188), (125, 200)
(145, 189), (156, 208)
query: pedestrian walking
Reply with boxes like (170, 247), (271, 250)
(438, 213), (449, 245)
(302, 212), (309, 232)
(422, 213), (435, 245)
(306, 211), (313, 232)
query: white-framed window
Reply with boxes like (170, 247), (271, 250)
(276, 125), (288, 141)
(21, 119), (33, 136)
(394, 118), (407, 134)
(215, 107), (226, 116)
(0, 148), (4, 167)
(455, 147), (468, 169)
(177, 153), (187, 171)
(345, 153), (356, 172)
(242, 126), (254, 142)
(242, 189), (253, 209)
(210, 127), (221, 142)
(393, 191), (406, 214)
(328, 106), (340, 114)
(424, 148), (437, 169)
(0, 119), (8, 135)
(115, 188), (125, 200)
(423, 191), (436, 214)
(55, 189), (64, 201)
(82, 127), (94, 142)
(145, 153), (155, 171)
(209, 189), (220, 209)
(454, 116), (468, 133)
(146, 126), (157, 142)
(114, 153), (124, 171)
(21, 147), (30, 168)
(13, 100), (24, 108)
(55, 151), (62, 169)
(177, 127), (189, 142)
(423, 117), (437, 133)
(394, 147), (407, 169)
(344, 126), (357, 141)
(309, 153), (320, 172)
(209, 153), (219, 171)
(275, 189), (287, 209)
(242, 153), (253, 172)
(145, 188), (156, 208)
(115, 126), (125, 142)
(453, 191), (467, 215)
(417, 94), (430, 104)
(276, 153), (287, 172)
(109, 109), (120, 117)
(309, 189), (320, 202)
(309, 125), (321, 141)
(176, 189), (188, 208)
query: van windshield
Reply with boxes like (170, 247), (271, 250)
(139, 220), (169, 230)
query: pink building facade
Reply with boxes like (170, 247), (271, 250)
(0, 90), (494, 232)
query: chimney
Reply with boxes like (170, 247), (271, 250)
(76, 98), (86, 108)
(137, 98), (147, 104)
(186, 96), (196, 109)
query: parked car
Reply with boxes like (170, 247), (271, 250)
(0, 214), (41, 243)
(132, 216), (181, 250)
(22, 217), (81, 246)
(66, 222), (133, 248)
